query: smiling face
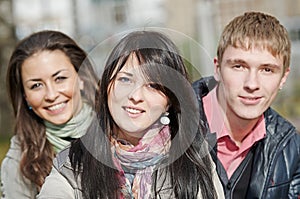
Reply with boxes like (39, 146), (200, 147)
(214, 45), (290, 123)
(22, 50), (84, 125)
(107, 54), (168, 143)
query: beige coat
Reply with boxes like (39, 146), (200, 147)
(37, 147), (225, 199)
(1, 136), (38, 199)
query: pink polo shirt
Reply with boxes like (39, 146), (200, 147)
(203, 87), (266, 179)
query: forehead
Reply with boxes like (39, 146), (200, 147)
(222, 45), (284, 67)
(113, 53), (145, 77)
(21, 50), (74, 77)
(122, 55), (143, 72)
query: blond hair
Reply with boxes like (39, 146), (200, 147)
(217, 11), (291, 70)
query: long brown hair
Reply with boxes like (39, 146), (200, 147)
(7, 30), (98, 189)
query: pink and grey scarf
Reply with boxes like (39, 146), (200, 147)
(111, 125), (171, 199)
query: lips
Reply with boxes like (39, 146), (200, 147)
(239, 96), (262, 105)
(123, 106), (145, 114)
(241, 97), (260, 100)
(47, 102), (67, 111)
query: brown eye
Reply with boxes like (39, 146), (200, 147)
(233, 64), (242, 69)
(30, 83), (42, 89)
(55, 76), (67, 82)
(263, 68), (272, 73)
(146, 83), (160, 90)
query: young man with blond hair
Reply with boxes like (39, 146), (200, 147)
(193, 11), (300, 198)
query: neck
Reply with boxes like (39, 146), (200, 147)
(216, 86), (261, 146)
(226, 114), (260, 146)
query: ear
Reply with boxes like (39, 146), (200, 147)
(24, 96), (32, 109)
(213, 57), (220, 81)
(164, 104), (170, 113)
(79, 78), (84, 90)
(279, 67), (290, 90)
(23, 94), (29, 104)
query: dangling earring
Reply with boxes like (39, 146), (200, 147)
(160, 112), (170, 125)
(26, 102), (32, 110)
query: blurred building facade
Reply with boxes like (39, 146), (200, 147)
(0, 0), (299, 135)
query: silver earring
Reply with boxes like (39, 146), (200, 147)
(160, 112), (170, 125)
(26, 102), (32, 110)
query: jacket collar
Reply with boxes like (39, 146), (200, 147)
(192, 76), (217, 98)
(263, 108), (296, 138)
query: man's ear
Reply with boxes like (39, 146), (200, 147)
(213, 57), (220, 81)
(279, 67), (290, 90)
(79, 78), (84, 90)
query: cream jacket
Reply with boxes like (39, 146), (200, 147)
(37, 148), (225, 199)
(1, 136), (38, 199)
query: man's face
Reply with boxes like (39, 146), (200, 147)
(214, 45), (289, 122)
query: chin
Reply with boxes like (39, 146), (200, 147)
(48, 117), (71, 125)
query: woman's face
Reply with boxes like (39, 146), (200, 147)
(22, 50), (84, 125)
(108, 54), (168, 143)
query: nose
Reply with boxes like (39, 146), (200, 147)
(44, 83), (59, 101)
(128, 85), (144, 104)
(244, 71), (260, 92)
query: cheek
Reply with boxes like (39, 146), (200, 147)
(264, 83), (280, 98)
(60, 83), (79, 98)
(24, 91), (44, 107)
(221, 72), (244, 94)
(108, 82), (129, 103)
(107, 89), (121, 114)
(147, 94), (168, 112)
(261, 74), (283, 95)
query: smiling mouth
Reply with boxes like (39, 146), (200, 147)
(239, 96), (262, 105)
(47, 102), (66, 111)
(123, 107), (144, 114)
(241, 97), (261, 100)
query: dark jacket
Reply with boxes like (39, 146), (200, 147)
(193, 76), (300, 199)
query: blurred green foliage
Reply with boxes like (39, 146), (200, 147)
(273, 79), (300, 131)
(0, 134), (10, 165)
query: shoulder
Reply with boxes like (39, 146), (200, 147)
(264, 108), (300, 151)
(3, 136), (22, 161)
(1, 136), (37, 198)
(264, 108), (297, 135)
(38, 166), (76, 199)
(1, 136), (22, 177)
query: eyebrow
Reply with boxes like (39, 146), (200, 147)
(225, 59), (281, 68)
(25, 69), (67, 83)
(118, 71), (133, 77)
(225, 59), (247, 65)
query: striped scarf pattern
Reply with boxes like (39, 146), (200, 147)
(111, 125), (171, 199)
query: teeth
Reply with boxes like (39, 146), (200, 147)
(125, 107), (142, 114)
(48, 103), (66, 111)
